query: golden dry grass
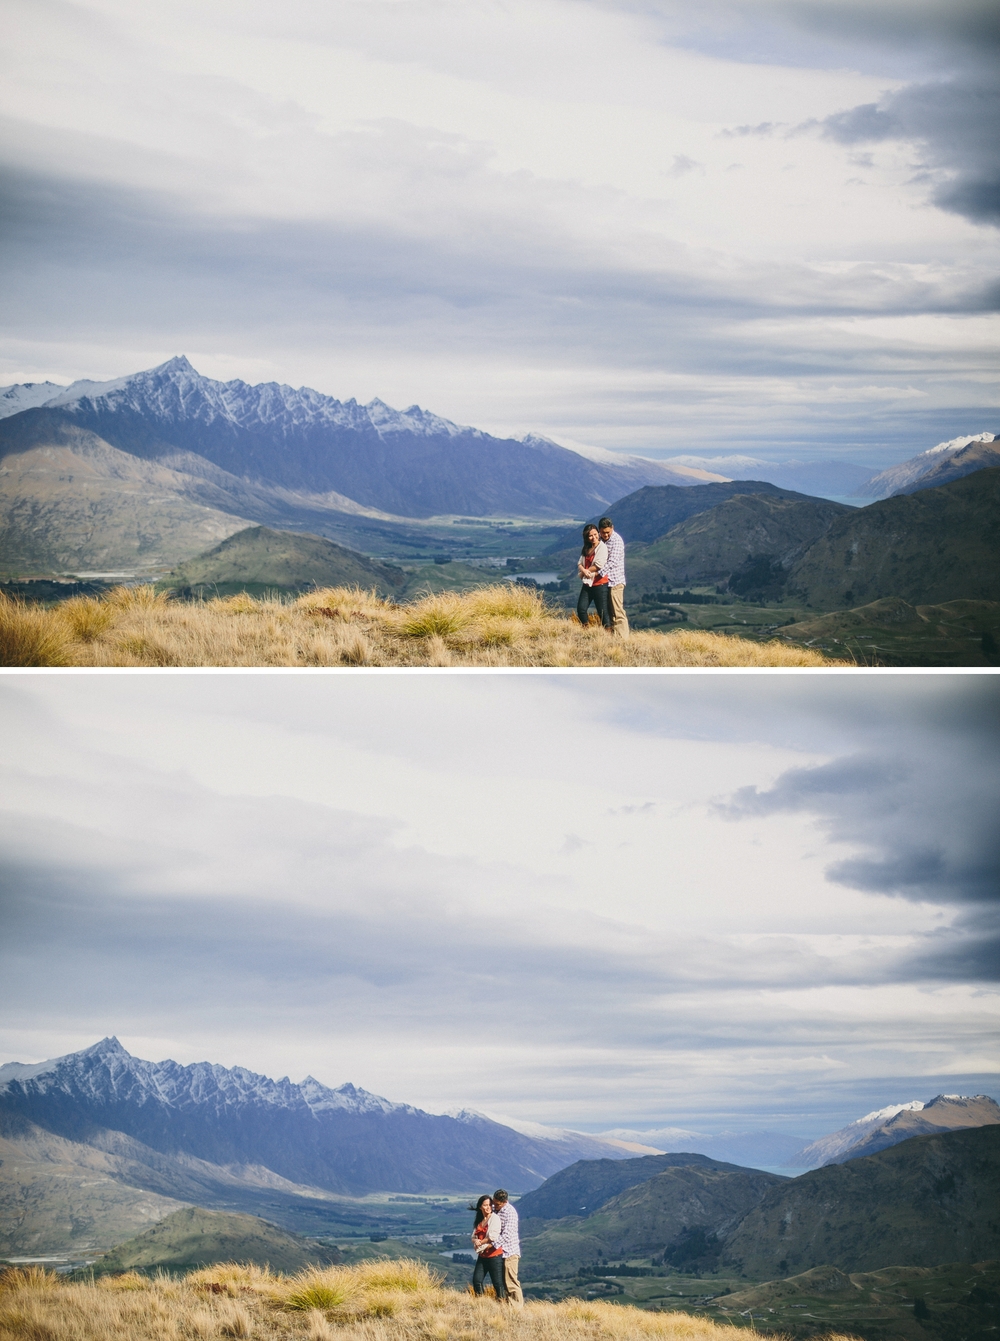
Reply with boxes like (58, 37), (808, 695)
(0, 1260), (862, 1341)
(0, 586), (836, 668)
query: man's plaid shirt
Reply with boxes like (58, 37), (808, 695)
(598, 529), (626, 586)
(496, 1202), (521, 1257)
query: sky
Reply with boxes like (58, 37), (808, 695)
(1, 0), (998, 468)
(2, 669), (998, 1141)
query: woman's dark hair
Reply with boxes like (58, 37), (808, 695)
(581, 523), (599, 554)
(471, 1194), (492, 1224)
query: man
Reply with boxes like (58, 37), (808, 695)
(492, 1188), (523, 1308)
(597, 517), (628, 637)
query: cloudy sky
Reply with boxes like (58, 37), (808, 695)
(2, 670), (997, 1140)
(1, 0), (998, 467)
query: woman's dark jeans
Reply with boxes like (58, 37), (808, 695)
(577, 582), (612, 628)
(472, 1252), (507, 1299)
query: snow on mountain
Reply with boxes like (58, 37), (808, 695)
(0, 1036), (410, 1120)
(780, 1095), (1000, 1169)
(0, 380), (78, 418)
(855, 432), (998, 500)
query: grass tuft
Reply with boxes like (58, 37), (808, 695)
(56, 595), (115, 642)
(105, 584), (170, 612)
(0, 594), (71, 666)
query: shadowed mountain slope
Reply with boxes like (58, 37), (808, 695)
(896, 436), (1000, 494)
(786, 468), (1000, 609)
(521, 1164), (785, 1279)
(856, 431), (998, 500)
(544, 480), (808, 553)
(721, 1125), (1000, 1277)
(626, 493), (851, 596)
(517, 1152), (758, 1223)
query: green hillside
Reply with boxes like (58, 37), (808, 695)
(721, 1125), (1000, 1278)
(88, 1206), (340, 1275)
(626, 494), (851, 596)
(779, 597), (1000, 666)
(518, 1153), (758, 1223)
(706, 1259), (1000, 1340)
(786, 467), (1000, 609)
(159, 526), (406, 597)
(522, 1165), (784, 1280)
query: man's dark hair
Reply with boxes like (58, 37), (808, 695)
(598, 517), (613, 529)
(492, 1189), (509, 1204)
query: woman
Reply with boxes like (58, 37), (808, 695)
(470, 1194), (506, 1300)
(577, 523), (611, 629)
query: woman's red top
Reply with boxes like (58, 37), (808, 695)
(584, 546), (609, 586)
(473, 1218), (502, 1257)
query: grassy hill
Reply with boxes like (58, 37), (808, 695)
(786, 467), (1000, 609)
(159, 526), (406, 598)
(522, 1166), (785, 1280)
(707, 1259), (1000, 1340)
(518, 1153), (761, 1223)
(778, 597), (1000, 666)
(0, 582), (833, 667)
(721, 1125), (1000, 1278)
(626, 494), (852, 597)
(87, 1206), (339, 1275)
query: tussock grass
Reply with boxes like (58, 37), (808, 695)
(0, 584), (836, 667)
(0, 1260), (864, 1341)
(0, 594), (72, 666)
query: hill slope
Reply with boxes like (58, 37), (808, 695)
(522, 1165), (785, 1279)
(89, 1206), (339, 1274)
(721, 1125), (1000, 1277)
(517, 1152), (757, 1222)
(897, 436), (1000, 494)
(629, 493), (851, 595)
(160, 526), (406, 597)
(786, 468), (1000, 609)
(544, 480), (808, 553)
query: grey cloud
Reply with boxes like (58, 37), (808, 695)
(719, 748), (1000, 916)
(818, 77), (1000, 226)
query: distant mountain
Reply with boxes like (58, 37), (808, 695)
(516, 1152), (759, 1222)
(0, 1038), (643, 1201)
(787, 1095), (1000, 1168)
(160, 526), (406, 598)
(896, 436), (1000, 494)
(0, 359), (701, 534)
(543, 480), (810, 552)
(662, 456), (878, 499)
(720, 1125), (1000, 1277)
(627, 493), (852, 596)
(521, 1163), (786, 1279)
(786, 467), (1000, 609)
(88, 1206), (339, 1275)
(598, 1127), (807, 1170)
(854, 432), (998, 500)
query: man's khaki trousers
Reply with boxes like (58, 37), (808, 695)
(503, 1256), (524, 1308)
(609, 584), (629, 637)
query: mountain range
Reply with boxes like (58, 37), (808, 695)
(0, 359), (716, 573)
(0, 1038), (641, 1206)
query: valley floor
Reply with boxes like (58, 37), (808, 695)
(0, 1258), (859, 1341)
(0, 585), (833, 668)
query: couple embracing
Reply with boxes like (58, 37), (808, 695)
(470, 1188), (523, 1308)
(577, 516), (628, 637)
